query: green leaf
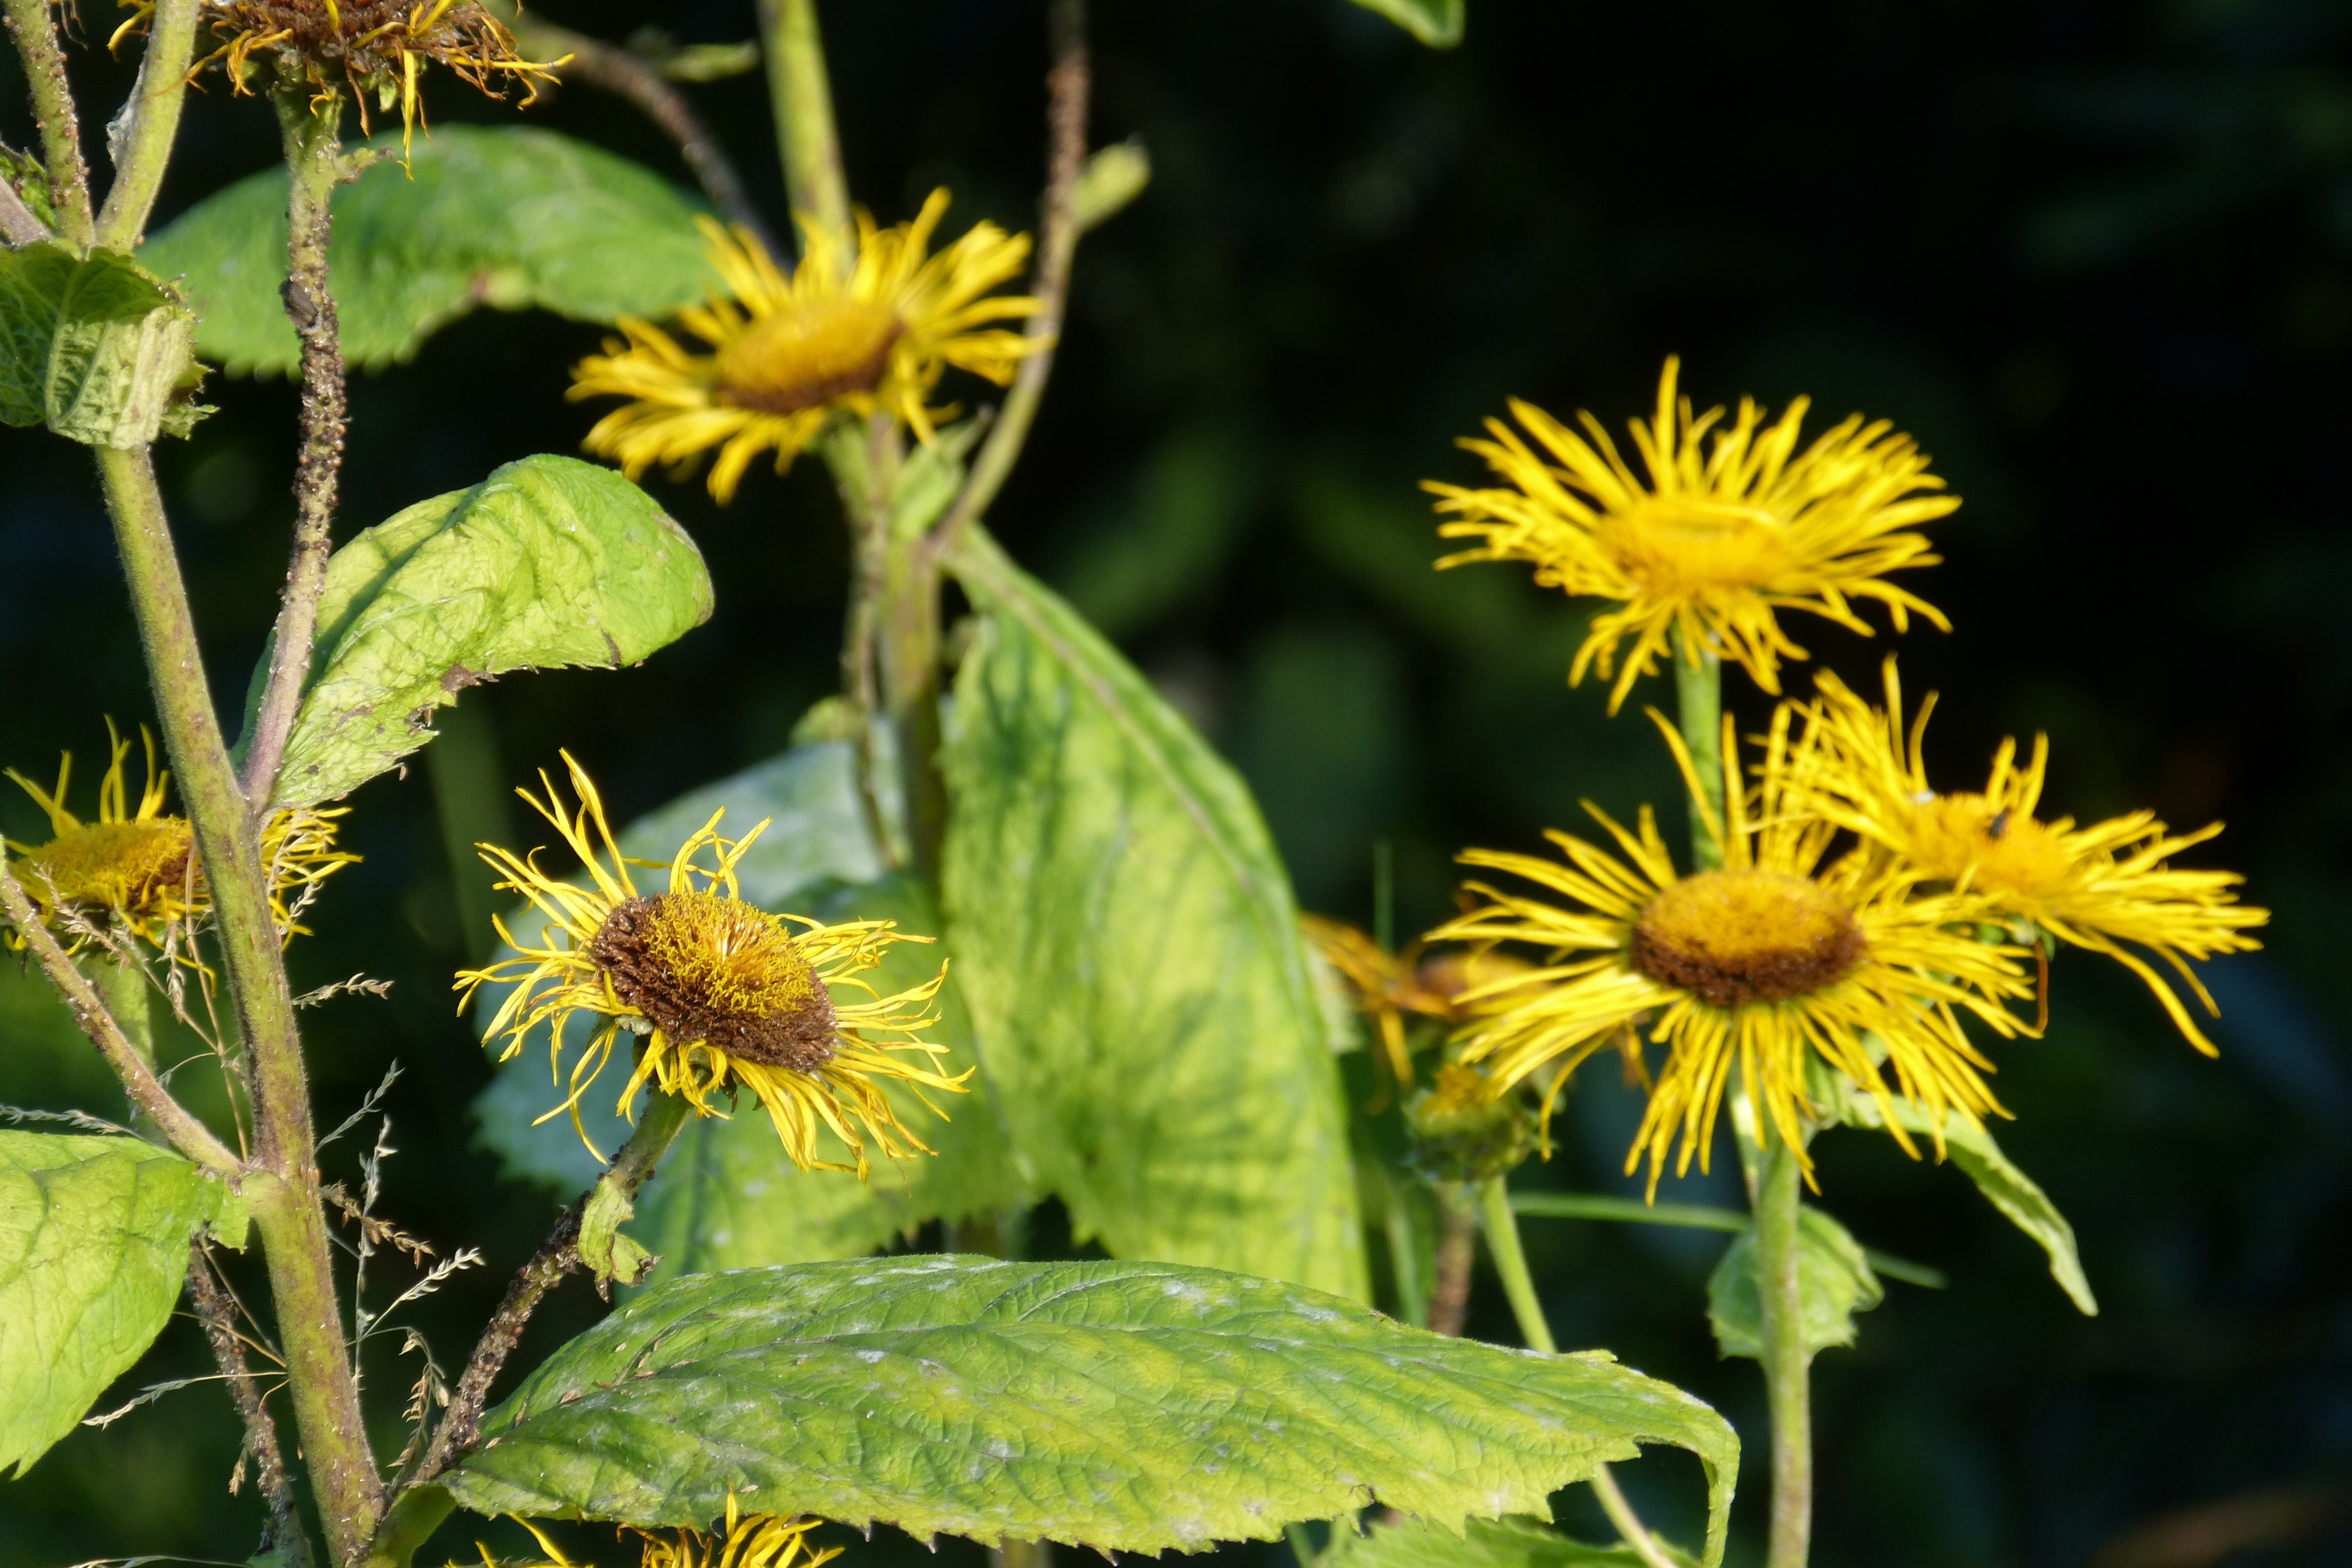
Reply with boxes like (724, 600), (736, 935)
(0, 243), (201, 446)
(1320, 1515), (1698, 1568)
(143, 126), (716, 376)
(442, 1256), (1737, 1564)
(1345, 0), (1465, 47)
(265, 454), (711, 808)
(1705, 1207), (1884, 1361)
(943, 528), (1367, 1299)
(471, 742), (1024, 1260)
(1839, 1095), (2098, 1315)
(0, 1131), (245, 1476)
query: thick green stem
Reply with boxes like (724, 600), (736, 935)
(993, 1542), (1053, 1568)
(96, 445), (380, 1564)
(426, 698), (514, 963)
(1671, 628), (1724, 872)
(1426, 1183), (1478, 1338)
(93, 0), (199, 248)
(1480, 1180), (1678, 1568)
(2, 0), (92, 245)
(89, 958), (157, 1134)
(1755, 1133), (1811, 1568)
(880, 520), (947, 885)
(754, 0), (850, 239)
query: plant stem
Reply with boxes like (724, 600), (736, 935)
(96, 443), (380, 1564)
(875, 428), (950, 883)
(754, 0), (850, 240)
(993, 1542), (1052, 1568)
(425, 698), (514, 964)
(1671, 626), (1724, 872)
(1479, 1180), (1679, 1568)
(2, 0), (92, 246)
(242, 85), (348, 807)
(189, 1242), (316, 1568)
(0, 173), (50, 244)
(1426, 1182), (1479, 1338)
(90, 957), (156, 1133)
(1755, 1131), (1811, 1568)
(399, 1091), (696, 1501)
(920, 0), (1089, 572)
(93, 0), (198, 248)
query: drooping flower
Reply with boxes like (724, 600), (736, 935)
(456, 753), (967, 1173)
(1801, 658), (2268, 1055)
(570, 193), (1042, 503)
(4, 722), (353, 954)
(1432, 706), (2035, 1190)
(1301, 915), (1533, 1091)
(1427, 357), (1955, 712)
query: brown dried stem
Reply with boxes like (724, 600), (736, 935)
(189, 1242), (315, 1568)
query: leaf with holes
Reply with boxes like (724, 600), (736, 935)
(439, 1257), (1736, 1563)
(1705, 1207), (1884, 1360)
(259, 454), (710, 808)
(143, 126), (716, 376)
(943, 528), (1365, 1298)
(0, 1132), (245, 1477)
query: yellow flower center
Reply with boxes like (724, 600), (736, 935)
(19, 818), (197, 920)
(714, 298), (905, 416)
(1598, 494), (1793, 594)
(1630, 867), (1865, 1007)
(1908, 793), (2071, 898)
(589, 890), (836, 1071)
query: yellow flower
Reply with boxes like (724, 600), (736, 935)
(5, 722), (353, 954)
(1426, 357), (1956, 712)
(570, 193), (1043, 503)
(1432, 706), (2035, 1191)
(1802, 658), (2268, 1055)
(456, 753), (968, 1174)
(460, 1504), (840, 1568)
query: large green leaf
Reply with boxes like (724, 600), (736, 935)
(943, 528), (1366, 1299)
(263, 454), (710, 808)
(472, 741), (1025, 1259)
(0, 1132), (245, 1477)
(0, 243), (201, 446)
(1839, 1096), (2098, 1315)
(1705, 1207), (1883, 1361)
(1320, 1515), (1696, 1568)
(440, 1257), (1737, 1564)
(143, 126), (715, 376)
(1345, 0), (1464, 47)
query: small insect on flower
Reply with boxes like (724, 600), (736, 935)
(569, 192), (1044, 503)
(1427, 356), (1956, 713)
(4, 721), (354, 956)
(113, 0), (561, 156)
(1432, 705), (2036, 1193)
(457, 753), (969, 1174)
(1801, 657), (2268, 1055)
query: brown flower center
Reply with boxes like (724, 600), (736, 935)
(588, 891), (837, 1071)
(1629, 868), (1865, 1008)
(715, 299), (904, 415)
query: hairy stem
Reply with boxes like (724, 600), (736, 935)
(96, 444), (379, 1564)
(189, 1242), (316, 1568)
(1478, 1180), (1678, 1568)
(1426, 1183), (1478, 1339)
(0, 857), (236, 1170)
(93, 0), (198, 247)
(241, 86), (348, 807)
(398, 1091), (695, 1500)
(920, 0), (1089, 571)
(495, 4), (776, 253)
(1672, 626), (1724, 872)
(1756, 1133), (1811, 1568)
(2, 0), (91, 245)
(754, 0), (849, 240)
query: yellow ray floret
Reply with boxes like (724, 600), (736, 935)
(469, 1499), (840, 1568)
(5, 721), (354, 955)
(1800, 657), (2267, 1056)
(1431, 705), (2033, 1191)
(571, 191), (1044, 503)
(455, 752), (968, 1174)
(1427, 356), (1956, 712)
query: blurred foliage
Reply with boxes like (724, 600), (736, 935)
(3, 0), (2350, 1565)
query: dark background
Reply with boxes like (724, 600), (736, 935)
(4, 1), (2350, 1564)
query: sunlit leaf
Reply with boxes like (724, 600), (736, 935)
(1346, 0), (1464, 47)
(0, 1132), (245, 1477)
(943, 527), (1367, 1299)
(262, 454), (710, 808)
(143, 126), (715, 376)
(1321, 1514), (1698, 1568)
(1705, 1206), (1883, 1360)
(440, 1256), (1736, 1564)
(0, 243), (201, 446)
